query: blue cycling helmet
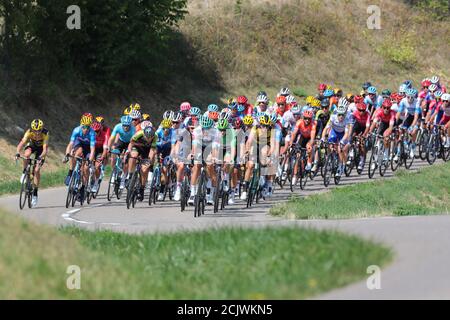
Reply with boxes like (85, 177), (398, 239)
(362, 82), (372, 90)
(121, 115), (132, 126)
(228, 101), (238, 109)
(367, 86), (377, 94)
(200, 115), (214, 129)
(323, 89), (334, 97)
(291, 105), (302, 115)
(190, 107), (201, 117)
(403, 80), (413, 88)
(269, 113), (278, 124)
(435, 91), (443, 98)
(237, 104), (245, 112)
(207, 104), (219, 112)
(255, 111), (265, 118)
(406, 88), (417, 97)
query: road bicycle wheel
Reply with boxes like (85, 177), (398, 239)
(246, 169), (258, 208)
(194, 170), (205, 217)
(418, 131), (428, 160)
(289, 156), (298, 192)
(344, 145), (355, 177)
(86, 175), (93, 205)
(299, 158), (308, 190)
(426, 134), (437, 165)
(333, 155), (341, 185)
(126, 172), (137, 209)
(368, 146), (378, 179)
(442, 137), (450, 161)
(323, 154), (332, 187)
(19, 173), (29, 210)
(404, 141), (414, 169)
(379, 147), (388, 177)
(70, 174), (80, 207)
(213, 170), (221, 213)
(180, 176), (189, 212)
(390, 140), (401, 172)
(132, 177), (142, 208)
(107, 170), (116, 202)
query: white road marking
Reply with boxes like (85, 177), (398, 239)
(61, 201), (122, 226)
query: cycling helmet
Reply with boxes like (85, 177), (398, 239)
(130, 109), (141, 120)
(346, 93), (354, 101)
(398, 84), (407, 94)
(256, 94), (269, 104)
(140, 120), (152, 130)
(323, 89), (334, 97)
(257, 91), (267, 97)
(243, 115), (254, 126)
(269, 113), (278, 124)
(429, 84), (437, 92)
(180, 102), (191, 112)
(279, 87), (291, 96)
(382, 99), (392, 108)
(421, 79), (431, 88)
(208, 111), (219, 121)
(30, 119), (44, 131)
(143, 126), (155, 138)
(121, 115), (132, 126)
(334, 88), (343, 96)
(161, 119), (172, 129)
(132, 103), (141, 111)
(354, 95), (364, 104)
(91, 121), (102, 132)
(286, 95), (296, 104)
(336, 105), (347, 115)
(406, 88), (417, 97)
(123, 105), (133, 115)
(95, 116), (105, 125)
(276, 95), (287, 104)
(362, 82), (372, 90)
(441, 93), (450, 102)
(311, 99), (321, 108)
(435, 91), (443, 98)
(208, 104), (219, 112)
(367, 86), (377, 94)
(219, 110), (231, 120)
(303, 110), (313, 119)
(318, 83), (327, 91)
(259, 114), (271, 126)
(320, 98), (330, 108)
(403, 80), (413, 88)
(338, 97), (349, 108)
(80, 114), (93, 126)
(163, 110), (174, 120)
(291, 105), (302, 115)
(190, 107), (201, 117)
(217, 118), (229, 130)
(381, 89), (391, 97)
(356, 102), (367, 111)
(200, 115), (214, 129)
(237, 104), (246, 113)
(233, 118), (243, 129)
(171, 111), (183, 122)
(305, 96), (314, 104)
(142, 113), (150, 121)
(430, 76), (440, 84)
(237, 95), (248, 105)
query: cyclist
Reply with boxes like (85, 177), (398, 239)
(254, 93), (272, 114)
(369, 98), (396, 162)
(398, 88), (421, 157)
(15, 119), (49, 207)
(316, 83), (327, 101)
(155, 119), (176, 201)
(127, 126), (157, 201)
(237, 95), (254, 116)
(364, 86), (380, 114)
(436, 93), (450, 147)
(64, 115), (96, 199)
(430, 76), (447, 93)
(350, 102), (371, 170)
(108, 115), (136, 190)
(188, 115), (220, 205)
(91, 121), (109, 193)
(130, 109), (142, 131)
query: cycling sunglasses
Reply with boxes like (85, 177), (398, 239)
(81, 125), (90, 130)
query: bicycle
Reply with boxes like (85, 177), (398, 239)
(427, 124), (450, 164)
(194, 159), (208, 217)
(107, 149), (125, 201)
(126, 156), (143, 209)
(64, 155), (89, 208)
(163, 158), (177, 201)
(323, 142), (341, 186)
(16, 156), (39, 210)
(180, 158), (193, 212)
(368, 133), (386, 179)
(290, 145), (309, 191)
(148, 156), (162, 205)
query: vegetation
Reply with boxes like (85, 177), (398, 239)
(271, 162), (450, 220)
(0, 208), (392, 298)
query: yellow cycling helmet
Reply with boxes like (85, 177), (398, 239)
(161, 119), (172, 129)
(95, 116), (105, 125)
(259, 114), (271, 126)
(305, 96), (314, 104)
(123, 105), (133, 115)
(133, 103), (141, 111)
(311, 99), (321, 107)
(142, 113), (150, 120)
(243, 115), (254, 126)
(326, 85), (332, 90)
(80, 115), (93, 126)
(30, 119), (44, 131)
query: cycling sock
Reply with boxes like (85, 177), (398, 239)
(190, 185), (196, 196)
(33, 188), (38, 196)
(244, 181), (249, 192)
(68, 169), (73, 176)
(160, 185), (165, 193)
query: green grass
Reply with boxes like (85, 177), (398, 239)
(0, 209), (392, 299)
(271, 162), (450, 220)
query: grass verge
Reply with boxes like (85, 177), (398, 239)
(271, 162), (450, 220)
(0, 208), (392, 299)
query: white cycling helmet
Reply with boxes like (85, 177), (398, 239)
(279, 87), (291, 97)
(163, 110), (174, 120)
(286, 94), (296, 104)
(256, 94), (269, 104)
(130, 109), (141, 120)
(429, 84), (438, 92)
(338, 97), (349, 108)
(441, 93), (450, 102)
(140, 120), (153, 130)
(398, 84), (407, 94)
(430, 76), (440, 84)
(336, 105), (347, 114)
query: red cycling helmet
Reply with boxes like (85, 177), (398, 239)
(233, 118), (243, 129)
(91, 121), (102, 131)
(356, 102), (367, 111)
(318, 83), (327, 91)
(303, 110), (313, 119)
(354, 95), (364, 104)
(382, 98), (392, 108)
(180, 102), (191, 112)
(421, 80), (431, 88)
(276, 95), (287, 104)
(237, 95), (248, 105)
(208, 111), (219, 121)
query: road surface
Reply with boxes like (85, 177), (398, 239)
(1, 159), (449, 299)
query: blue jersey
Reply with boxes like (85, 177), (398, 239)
(156, 127), (176, 148)
(111, 123), (136, 143)
(70, 126), (96, 147)
(364, 95), (382, 110)
(398, 97), (421, 116)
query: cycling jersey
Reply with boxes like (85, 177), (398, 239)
(282, 110), (296, 129)
(70, 126), (96, 147)
(95, 127), (111, 149)
(22, 128), (49, 147)
(111, 123), (136, 143)
(131, 130), (157, 148)
(398, 97), (421, 116)
(156, 127), (176, 148)
(326, 113), (352, 133)
(352, 110), (371, 127)
(192, 126), (220, 148)
(374, 108), (396, 125)
(294, 119), (316, 140)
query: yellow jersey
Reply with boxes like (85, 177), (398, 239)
(22, 128), (49, 147)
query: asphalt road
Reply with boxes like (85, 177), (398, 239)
(1, 158), (449, 299)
